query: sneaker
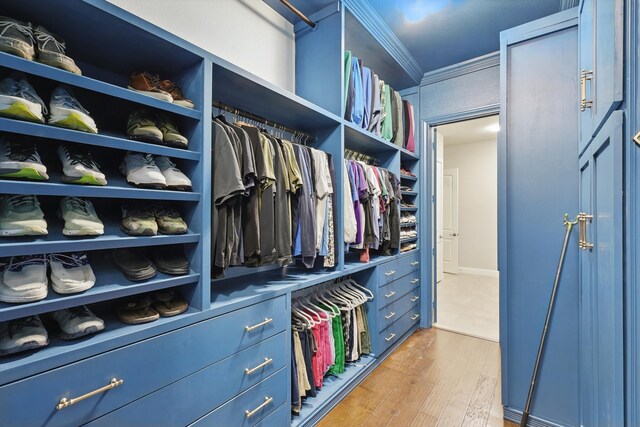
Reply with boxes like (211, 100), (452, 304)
(0, 17), (35, 60)
(159, 79), (194, 109)
(0, 76), (46, 123)
(121, 204), (157, 236)
(154, 156), (191, 191)
(57, 145), (107, 186)
(0, 315), (48, 356)
(0, 194), (47, 236)
(0, 255), (48, 303)
(128, 72), (172, 102)
(154, 204), (188, 235)
(58, 197), (104, 236)
(49, 252), (95, 294)
(51, 306), (104, 340)
(113, 248), (157, 281)
(120, 152), (166, 189)
(33, 25), (82, 75)
(0, 138), (48, 180)
(155, 113), (188, 148)
(152, 246), (190, 276)
(126, 109), (162, 145)
(48, 86), (97, 133)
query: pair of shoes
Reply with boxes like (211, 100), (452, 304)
(127, 109), (188, 149)
(59, 196), (104, 236)
(0, 315), (48, 356)
(400, 167), (415, 177)
(112, 246), (190, 281)
(117, 289), (188, 325)
(0, 252), (96, 303)
(58, 145), (107, 185)
(121, 204), (187, 236)
(0, 194), (47, 236)
(51, 306), (104, 340)
(128, 72), (194, 109)
(0, 16), (81, 75)
(0, 137), (48, 180)
(0, 76), (97, 133)
(120, 153), (191, 191)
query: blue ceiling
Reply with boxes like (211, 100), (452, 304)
(265, 0), (566, 75)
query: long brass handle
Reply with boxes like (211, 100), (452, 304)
(56, 378), (124, 410)
(245, 396), (273, 418)
(411, 296), (419, 302)
(385, 333), (396, 342)
(245, 318), (273, 332)
(410, 261), (420, 266)
(411, 278), (420, 284)
(578, 212), (594, 250)
(580, 69), (593, 111)
(384, 270), (396, 276)
(245, 357), (273, 375)
(385, 312), (396, 319)
(411, 314), (420, 320)
(384, 291), (396, 298)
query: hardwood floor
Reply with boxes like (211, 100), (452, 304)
(317, 328), (518, 427)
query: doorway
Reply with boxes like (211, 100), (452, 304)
(432, 115), (499, 341)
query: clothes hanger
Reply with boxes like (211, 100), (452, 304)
(308, 294), (337, 318)
(337, 282), (367, 305)
(292, 301), (317, 326)
(326, 286), (356, 309)
(299, 296), (331, 321)
(344, 279), (374, 301)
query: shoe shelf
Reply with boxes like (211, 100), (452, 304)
(400, 174), (417, 182)
(0, 52), (202, 121)
(401, 190), (418, 197)
(401, 207), (418, 212)
(400, 237), (418, 244)
(400, 147), (419, 161)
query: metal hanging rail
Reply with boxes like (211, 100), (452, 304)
(279, 0), (316, 29)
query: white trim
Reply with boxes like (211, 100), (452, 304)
(421, 51), (500, 86)
(433, 323), (499, 343)
(458, 267), (500, 278)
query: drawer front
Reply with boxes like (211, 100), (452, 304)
(377, 307), (421, 355)
(378, 271), (421, 309)
(189, 368), (287, 427)
(377, 291), (420, 332)
(85, 332), (287, 427)
(394, 252), (421, 280)
(0, 296), (287, 427)
(253, 403), (288, 426)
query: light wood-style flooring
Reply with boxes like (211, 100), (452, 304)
(318, 328), (517, 427)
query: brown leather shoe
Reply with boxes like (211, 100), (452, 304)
(128, 72), (173, 102)
(159, 79), (195, 109)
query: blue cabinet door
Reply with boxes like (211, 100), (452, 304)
(579, 0), (623, 153)
(579, 111), (624, 427)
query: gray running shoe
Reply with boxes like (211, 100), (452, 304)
(51, 306), (104, 340)
(0, 255), (48, 303)
(0, 138), (48, 180)
(0, 315), (48, 356)
(49, 252), (95, 294)
(58, 197), (104, 236)
(0, 76), (46, 123)
(57, 145), (107, 186)
(0, 194), (47, 236)
(33, 25), (81, 75)
(48, 86), (97, 133)
(0, 16), (35, 60)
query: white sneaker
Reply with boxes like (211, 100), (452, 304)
(51, 306), (104, 340)
(0, 138), (48, 180)
(120, 152), (166, 189)
(154, 156), (192, 191)
(48, 86), (98, 134)
(49, 252), (96, 294)
(0, 255), (48, 303)
(58, 197), (104, 236)
(0, 77), (46, 124)
(0, 194), (48, 236)
(57, 145), (107, 186)
(0, 315), (49, 356)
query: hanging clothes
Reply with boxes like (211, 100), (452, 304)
(361, 65), (372, 130)
(404, 100), (415, 152)
(381, 84), (394, 141)
(344, 50), (353, 120)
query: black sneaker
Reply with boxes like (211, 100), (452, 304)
(33, 25), (81, 75)
(0, 17), (35, 60)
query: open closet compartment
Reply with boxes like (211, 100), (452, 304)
(0, 0), (209, 386)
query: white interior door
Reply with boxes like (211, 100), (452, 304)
(443, 168), (459, 274)
(436, 132), (444, 283)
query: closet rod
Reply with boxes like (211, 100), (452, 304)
(279, 0), (316, 29)
(212, 100), (314, 141)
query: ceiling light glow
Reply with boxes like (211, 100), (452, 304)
(401, 0), (450, 23)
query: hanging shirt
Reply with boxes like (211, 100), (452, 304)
(269, 136), (293, 266)
(343, 160), (357, 244)
(344, 50), (353, 119)
(293, 144), (317, 268)
(381, 84), (394, 141)
(368, 73), (381, 135)
(350, 56), (364, 127)
(258, 133), (277, 265)
(361, 66), (372, 130)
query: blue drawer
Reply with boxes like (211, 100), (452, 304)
(376, 307), (421, 355)
(86, 332), (287, 427)
(0, 295), (287, 427)
(189, 368), (288, 427)
(378, 271), (420, 310)
(253, 403), (289, 426)
(377, 290), (420, 332)
(377, 252), (420, 286)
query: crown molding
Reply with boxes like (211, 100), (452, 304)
(343, 0), (423, 85)
(421, 51), (500, 86)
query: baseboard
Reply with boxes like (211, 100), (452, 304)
(503, 406), (572, 427)
(433, 323), (499, 342)
(458, 266), (500, 278)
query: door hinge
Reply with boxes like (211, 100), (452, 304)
(577, 212), (594, 250)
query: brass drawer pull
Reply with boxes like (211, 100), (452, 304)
(411, 278), (420, 284)
(245, 357), (273, 375)
(245, 318), (273, 332)
(245, 396), (273, 418)
(385, 312), (396, 319)
(411, 314), (420, 320)
(411, 296), (419, 302)
(384, 291), (396, 298)
(385, 333), (396, 342)
(410, 261), (419, 266)
(384, 270), (396, 276)
(56, 378), (124, 410)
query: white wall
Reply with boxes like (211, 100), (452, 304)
(107, 0), (295, 91)
(443, 139), (497, 272)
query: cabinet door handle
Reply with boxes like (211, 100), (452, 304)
(245, 396), (273, 418)
(580, 69), (594, 111)
(384, 291), (396, 298)
(385, 312), (396, 319)
(385, 333), (396, 342)
(578, 212), (594, 250)
(411, 278), (420, 284)
(410, 261), (419, 266)
(384, 270), (396, 276)
(245, 357), (273, 375)
(411, 314), (420, 320)
(245, 317), (273, 332)
(411, 296), (419, 302)
(56, 378), (124, 410)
